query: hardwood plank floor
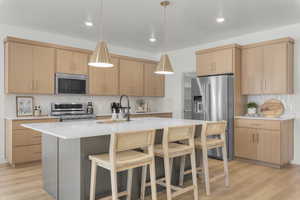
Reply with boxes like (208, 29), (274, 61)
(0, 160), (300, 200)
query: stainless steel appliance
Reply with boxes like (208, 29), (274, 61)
(50, 103), (96, 121)
(191, 74), (234, 160)
(55, 73), (88, 95)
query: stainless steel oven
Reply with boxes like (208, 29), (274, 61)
(55, 73), (88, 95)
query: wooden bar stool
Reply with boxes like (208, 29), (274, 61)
(179, 121), (229, 196)
(89, 130), (157, 200)
(141, 125), (199, 200)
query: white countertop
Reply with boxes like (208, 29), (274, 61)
(235, 115), (295, 121)
(22, 117), (203, 139)
(5, 112), (172, 120)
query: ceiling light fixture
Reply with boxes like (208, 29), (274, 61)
(155, 1), (174, 75)
(149, 37), (157, 43)
(85, 21), (93, 27)
(216, 17), (225, 23)
(88, 0), (113, 68)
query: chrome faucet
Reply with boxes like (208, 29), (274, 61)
(119, 95), (131, 121)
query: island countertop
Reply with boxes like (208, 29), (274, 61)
(22, 117), (204, 139)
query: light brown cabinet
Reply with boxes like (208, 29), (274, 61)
(119, 59), (144, 96)
(5, 118), (59, 166)
(196, 46), (234, 76)
(89, 57), (119, 96)
(241, 38), (294, 95)
(5, 42), (55, 94)
(144, 62), (165, 97)
(56, 49), (89, 75)
(234, 118), (294, 167)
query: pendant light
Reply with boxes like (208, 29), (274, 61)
(88, 0), (113, 68)
(155, 1), (174, 75)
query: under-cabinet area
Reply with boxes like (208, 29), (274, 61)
(234, 118), (294, 167)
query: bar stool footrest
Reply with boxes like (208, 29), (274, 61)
(172, 185), (195, 198)
(97, 190), (128, 200)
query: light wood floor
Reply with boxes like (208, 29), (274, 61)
(1, 160), (300, 200)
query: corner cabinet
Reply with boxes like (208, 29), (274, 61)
(5, 41), (55, 94)
(144, 62), (165, 97)
(56, 49), (89, 75)
(119, 59), (144, 96)
(241, 38), (294, 95)
(234, 118), (294, 167)
(89, 57), (120, 96)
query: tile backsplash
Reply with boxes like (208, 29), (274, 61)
(247, 95), (295, 115)
(4, 95), (167, 117)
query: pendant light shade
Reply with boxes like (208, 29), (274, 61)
(155, 54), (174, 74)
(88, 41), (113, 68)
(155, 1), (174, 75)
(89, 0), (113, 68)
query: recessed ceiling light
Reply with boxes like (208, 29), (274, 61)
(216, 17), (225, 23)
(85, 21), (93, 27)
(149, 37), (157, 43)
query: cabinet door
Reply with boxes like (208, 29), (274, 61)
(257, 130), (281, 164)
(196, 53), (213, 76)
(144, 63), (165, 96)
(6, 42), (33, 94)
(241, 47), (264, 94)
(56, 49), (88, 75)
(263, 43), (288, 94)
(234, 127), (257, 160)
(33, 46), (55, 94)
(120, 59), (144, 96)
(89, 57), (119, 96)
(213, 48), (233, 74)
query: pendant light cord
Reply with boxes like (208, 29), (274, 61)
(162, 4), (167, 55)
(99, 0), (104, 42)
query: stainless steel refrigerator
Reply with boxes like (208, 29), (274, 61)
(191, 74), (234, 160)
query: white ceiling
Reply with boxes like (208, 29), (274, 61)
(1, 0), (300, 53)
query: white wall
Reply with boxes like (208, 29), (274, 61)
(0, 24), (165, 164)
(165, 23), (300, 164)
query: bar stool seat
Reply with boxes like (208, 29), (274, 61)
(195, 138), (224, 149)
(89, 150), (153, 172)
(153, 143), (193, 157)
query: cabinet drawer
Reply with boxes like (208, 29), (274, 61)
(13, 144), (41, 164)
(235, 119), (280, 130)
(13, 129), (41, 147)
(12, 119), (58, 130)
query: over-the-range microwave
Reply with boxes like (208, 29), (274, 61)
(55, 73), (88, 95)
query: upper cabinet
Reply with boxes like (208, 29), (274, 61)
(241, 38), (294, 95)
(119, 59), (144, 96)
(196, 45), (238, 76)
(5, 40), (55, 94)
(56, 49), (89, 75)
(144, 62), (165, 97)
(89, 57), (119, 96)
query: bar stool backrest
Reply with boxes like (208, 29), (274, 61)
(163, 125), (196, 147)
(201, 121), (227, 142)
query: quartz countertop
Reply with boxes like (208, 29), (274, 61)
(22, 117), (203, 139)
(235, 115), (295, 121)
(6, 112), (172, 120)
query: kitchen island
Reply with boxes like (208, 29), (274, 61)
(23, 117), (203, 200)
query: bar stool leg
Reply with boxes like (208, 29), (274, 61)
(110, 168), (118, 200)
(89, 160), (97, 200)
(179, 156), (186, 186)
(149, 160), (158, 200)
(222, 145), (229, 186)
(127, 169), (133, 200)
(190, 150), (199, 200)
(202, 146), (211, 196)
(163, 156), (172, 200)
(140, 165), (147, 200)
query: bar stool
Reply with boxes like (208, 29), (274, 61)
(179, 121), (229, 196)
(141, 125), (199, 200)
(89, 130), (157, 200)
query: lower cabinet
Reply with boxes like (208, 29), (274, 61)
(5, 118), (59, 166)
(234, 119), (294, 167)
